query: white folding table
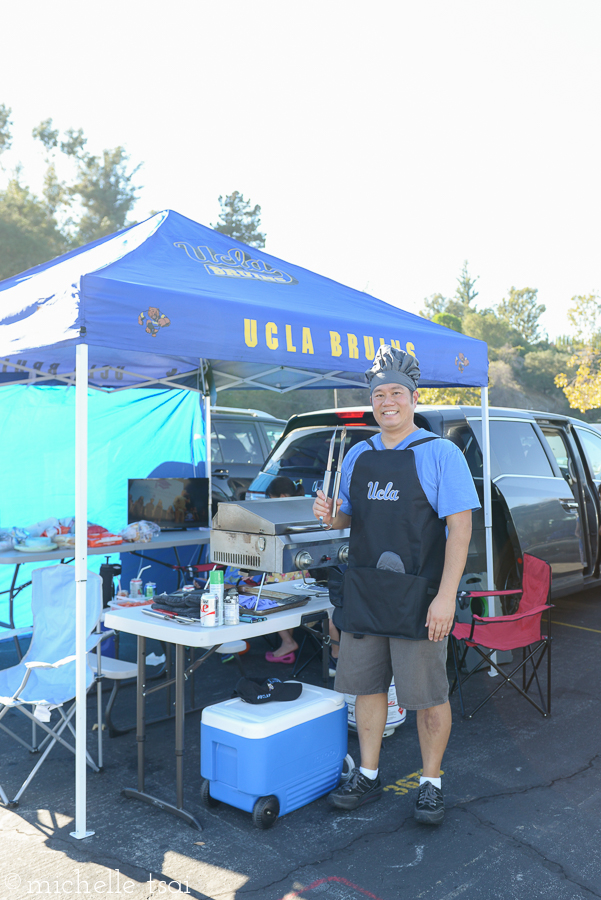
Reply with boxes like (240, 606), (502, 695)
(104, 592), (334, 830)
(0, 529), (211, 656)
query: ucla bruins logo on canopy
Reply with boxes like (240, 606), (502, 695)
(174, 242), (297, 284)
(455, 352), (469, 372)
(138, 307), (170, 336)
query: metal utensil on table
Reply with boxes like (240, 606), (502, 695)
(320, 429), (338, 529)
(253, 571), (267, 612)
(142, 608), (197, 625)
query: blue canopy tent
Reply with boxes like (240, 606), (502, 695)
(0, 209), (490, 837)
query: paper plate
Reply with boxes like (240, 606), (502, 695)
(108, 597), (152, 608)
(15, 542), (58, 552)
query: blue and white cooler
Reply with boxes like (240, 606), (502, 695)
(200, 683), (350, 828)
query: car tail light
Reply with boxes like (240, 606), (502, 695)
(336, 411), (367, 420)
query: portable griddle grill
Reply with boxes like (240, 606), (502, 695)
(210, 497), (349, 573)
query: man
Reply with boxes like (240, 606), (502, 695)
(313, 345), (479, 825)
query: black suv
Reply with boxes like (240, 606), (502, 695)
(211, 407), (285, 501)
(246, 405), (601, 600)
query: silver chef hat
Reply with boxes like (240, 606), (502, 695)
(365, 344), (420, 394)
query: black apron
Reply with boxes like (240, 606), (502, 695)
(341, 434), (447, 641)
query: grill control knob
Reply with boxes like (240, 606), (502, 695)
(295, 550), (314, 570)
(338, 544), (349, 564)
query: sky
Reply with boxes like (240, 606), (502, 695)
(1, 0), (600, 341)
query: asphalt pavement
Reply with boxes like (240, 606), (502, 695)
(1, 587), (601, 900)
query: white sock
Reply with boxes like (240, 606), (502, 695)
(360, 766), (379, 780)
(420, 775), (441, 789)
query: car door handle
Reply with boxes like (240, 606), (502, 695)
(560, 499), (579, 511)
(214, 469), (229, 477)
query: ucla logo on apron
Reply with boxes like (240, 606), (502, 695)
(367, 481), (399, 501)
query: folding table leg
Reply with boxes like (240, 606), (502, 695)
(137, 635), (146, 792)
(292, 612), (330, 687)
(122, 637), (202, 830)
(175, 644), (185, 810)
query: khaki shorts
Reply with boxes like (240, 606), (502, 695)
(334, 632), (449, 710)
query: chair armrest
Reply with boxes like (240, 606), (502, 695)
(472, 603), (553, 625)
(86, 632), (111, 654)
(464, 589), (523, 597)
(88, 630), (116, 653)
(25, 654), (77, 669)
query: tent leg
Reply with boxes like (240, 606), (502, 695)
(71, 343), (94, 840)
(204, 385), (212, 526)
(480, 386), (493, 591)
(480, 385), (497, 673)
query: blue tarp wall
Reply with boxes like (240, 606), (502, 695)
(0, 386), (205, 629)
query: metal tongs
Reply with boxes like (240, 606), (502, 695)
(142, 608), (197, 626)
(320, 426), (347, 529)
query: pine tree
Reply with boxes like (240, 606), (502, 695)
(0, 110), (142, 280)
(455, 260), (479, 307)
(497, 287), (546, 345)
(212, 191), (266, 248)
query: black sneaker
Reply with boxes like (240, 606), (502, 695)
(414, 781), (445, 825)
(328, 768), (382, 810)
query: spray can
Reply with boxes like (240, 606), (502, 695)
(209, 569), (224, 600)
(200, 592), (217, 627)
(223, 590), (240, 625)
(209, 569), (225, 625)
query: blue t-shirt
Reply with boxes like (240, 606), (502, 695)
(339, 428), (480, 519)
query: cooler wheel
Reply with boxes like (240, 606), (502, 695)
(252, 795), (280, 829)
(339, 753), (355, 784)
(200, 778), (220, 809)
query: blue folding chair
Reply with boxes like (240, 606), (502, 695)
(0, 564), (107, 808)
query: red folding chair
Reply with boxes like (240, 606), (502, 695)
(451, 553), (553, 718)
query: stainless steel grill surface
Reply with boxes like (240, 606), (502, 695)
(210, 497), (350, 572)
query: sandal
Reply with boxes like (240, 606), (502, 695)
(265, 650), (296, 664)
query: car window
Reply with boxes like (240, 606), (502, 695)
(445, 425), (483, 479)
(540, 429), (573, 483)
(575, 427), (601, 480)
(210, 429), (224, 463)
(264, 426), (377, 476)
(490, 421), (553, 478)
(213, 422), (264, 464)
(263, 423), (285, 450)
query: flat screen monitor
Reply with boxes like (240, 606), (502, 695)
(128, 477), (209, 530)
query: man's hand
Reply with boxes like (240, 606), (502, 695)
(425, 594), (456, 642)
(313, 491), (344, 527)
(425, 509), (472, 641)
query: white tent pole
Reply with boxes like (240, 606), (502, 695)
(71, 343), (93, 839)
(205, 392), (212, 525)
(481, 386), (494, 592)
(202, 362), (212, 526)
